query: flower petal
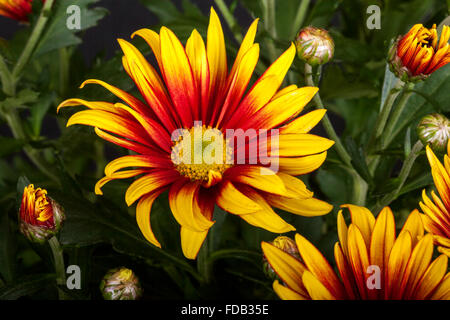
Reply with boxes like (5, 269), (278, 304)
(136, 190), (165, 248)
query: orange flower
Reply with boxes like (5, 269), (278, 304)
(389, 24), (450, 82)
(58, 8), (334, 259)
(262, 205), (450, 300)
(0, 0), (34, 22)
(19, 184), (64, 243)
(419, 144), (450, 257)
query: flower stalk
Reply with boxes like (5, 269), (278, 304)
(372, 140), (423, 214)
(214, 0), (242, 42)
(49, 236), (68, 300)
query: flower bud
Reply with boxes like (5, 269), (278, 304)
(417, 113), (450, 153)
(295, 26), (334, 66)
(100, 267), (143, 300)
(0, 0), (34, 22)
(388, 24), (450, 83)
(19, 184), (65, 244)
(263, 236), (300, 280)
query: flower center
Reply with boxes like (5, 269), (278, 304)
(171, 123), (232, 187)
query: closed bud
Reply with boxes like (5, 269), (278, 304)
(389, 24), (450, 83)
(100, 267), (143, 300)
(417, 113), (450, 153)
(295, 26), (334, 66)
(19, 184), (65, 244)
(263, 236), (301, 281)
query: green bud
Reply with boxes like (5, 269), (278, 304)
(263, 236), (301, 281)
(417, 113), (450, 153)
(295, 26), (334, 66)
(100, 267), (143, 300)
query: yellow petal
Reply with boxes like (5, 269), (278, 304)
(386, 231), (412, 299)
(347, 224), (371, 300)
(415, 254), (448, 299)
(273, 280), (307, 300)
(302, 270), (336, 300)
(341, 204), (375, 249)
(430, 273), (450, 300)
(216, 181), (261, 214)
(104, 155), (171, 176)
(400, 209), (424, 247)
(267, 195), (332, 217)
(278, 152), (328, 176)
(136, 190), (164, 248)
(95, 169), (146, 195)
(275, 133), (335, 157)
(207, 7), (227, 94)
(131, 28), (162, 68)
(180, 226), (209, 260)
(281, 109), (327, 134)
(295, 234), (345, 299)
(261, 241), (308, 296)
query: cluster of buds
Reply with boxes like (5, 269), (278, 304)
(417, 113), (450, 153)
(263, 236), (300, 281)
(99, 267), (143, 300)
(295, 26), (334, 66)
(19, 184), (65, 244)
(389, 24), (450, 82)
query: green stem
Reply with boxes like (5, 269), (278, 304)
(372, 141), (423, 213)
(49, 236), (67, 300)
(197, 237), (212, 285)
(290, 0), (310, 38)
(262, 0), (278, 62)
(214, 0), (242, 42)
(348, 167), (368, 206)
(11, 0), (55, 85)
(0, 54), (13, 96)
(3, 109), (58, 182)
(373, 79), (404, 140)
(58, 48), (70, 97)
(381, 82), (415, 149)
(304, 64), (353, 168)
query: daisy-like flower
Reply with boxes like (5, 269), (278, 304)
(262, 205), (450, 300)
(419, 144), (450, 257)
(58, 8), (334, 259)
(389, 24), (450, 82)
(0, 0), (34, 22)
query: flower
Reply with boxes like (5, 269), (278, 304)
(263, 236), (300, 280)
(19, 184), (65, 243)
(262, 205), (450, 300)
(417, 113), (450, 153)
(295, 26), (334, 66)
(0, 0), (33, 22)
(389, 24), (450, 82)
(99, 267), (142, 300)
(58, 8), (334, 259)
(419, 144), (450, 257)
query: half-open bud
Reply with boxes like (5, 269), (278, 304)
(19, 184), (65, 243)
(417, 113), (450, 153)
(99, 267), (143, 300)
(389, 24), (450, 82)
(263, 236), (300, 280)
(295, 26), (334, 66)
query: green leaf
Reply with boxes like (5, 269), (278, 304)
(29, 92), (55, 137)
(380, 63), (399, 112)
(345, 137), (373, 185)
(33, 0), (107, 57)
(0, 273), (55, 300)
(0, 89), (39, 112)
(53, 192), (199, 279)
(0, 137), (26, 158)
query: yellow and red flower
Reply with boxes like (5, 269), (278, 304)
(419, 144), (450, 257)
(262, 205), (450, 300)
(0, 0), (34, 22)
(58, 8), (334, 259)
(389, 24), (450, 82)
(19, 184), (65, 243)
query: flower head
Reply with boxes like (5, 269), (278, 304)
(417, 113), (450, 153)
(262, 205), (450, 300)
(58, 8), (334, 259)
(389, 24), (450, 82)
(99, 267), (142, 300)
(19, 184), (65, 243)
(0, 0), (34, 22)
(419, 144), (450, 257)
(295, 26), (334, 66)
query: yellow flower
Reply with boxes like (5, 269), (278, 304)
(262, 205), (450, 300)
(0, 0), (34, 22)
(58, 8), (334, 259)
(389, 24), (450, 82)
(419, 144), (450, 257)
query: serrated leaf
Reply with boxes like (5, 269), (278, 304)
(346, 137), (373, 185)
